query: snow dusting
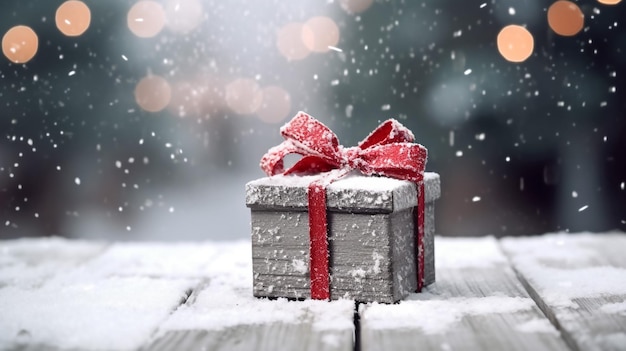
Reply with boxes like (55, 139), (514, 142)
(363, 296), (535, 333)
(68, 242), (225, 279)
(600, 301), (626, 315)
(330, 172), (410, 192)
(0, 277), (195, 350)
(248, 171), (438, 193)
(434, 236), (507, 269)
(515, 318), (559, 335)
(0, 238), (355, 349)
(0, 237), (107, 288)
(501, 233), (626, 308)
(156, 241), (354, 334)
(160, 286), (353, 333)
(292, 258), (308, 274)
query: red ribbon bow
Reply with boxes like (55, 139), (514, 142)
(260, 112), (428, 300)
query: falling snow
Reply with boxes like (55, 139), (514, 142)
(0, 0), (624, 240)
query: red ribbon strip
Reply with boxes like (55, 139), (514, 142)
(260, 112), (428, 300)
(417, 182), (425, 292)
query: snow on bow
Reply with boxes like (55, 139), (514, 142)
(260, 111), (428, 182)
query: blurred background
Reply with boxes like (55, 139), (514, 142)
(1, 0), (624, 241)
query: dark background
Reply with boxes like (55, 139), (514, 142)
(1, 0), (625, 240)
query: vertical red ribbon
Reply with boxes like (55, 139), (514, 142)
(416, 182), (425, 292)
(308, 180), (330, 300)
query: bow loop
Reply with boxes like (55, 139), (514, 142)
(260, 140), (297, 175)
(358, 143), (427, 182)
(280, 112), (343, 166)
(358, 118), (415, 149)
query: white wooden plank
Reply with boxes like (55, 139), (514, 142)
(0, 237), (108, 288)
(501, 232), (626, 351)
(70, 241), (225, 279)
(0, 276), (196, 351)
(148, 241), (355, 351)
(359, 236), (570, 351)
(0, 239), (205, 351)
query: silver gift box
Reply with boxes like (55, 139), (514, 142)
(245, 172), (440, 303)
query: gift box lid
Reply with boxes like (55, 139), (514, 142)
(246, 171), (440, 213)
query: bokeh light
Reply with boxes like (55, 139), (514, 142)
(257, 86), (291, 124)
(339, 0), (374, 14)
(168, 81), (203, 118)
(302, 16), (340, 53)
(597, 0), (621, 5)
(164, 0), (204, 34)
(55, 1), (91, 37)
(225, 78), (262, 115)
(497, 25), (534, 63)
(276, 22), (312, 61)
(2, 25), (38, 64)
(128, 1), (166, 38)
(168, 79), (226, 118)
(548, 1), (584, 37)
(135, 75), (172, 112)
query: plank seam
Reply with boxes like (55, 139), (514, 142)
(140, 280), (204, 351)
(354, 301), (361, 351)
(496, 240), (580, 351)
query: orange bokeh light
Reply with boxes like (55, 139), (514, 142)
(2, 25), (38, 64)
(302, 16), (340, 53)
(339, 0), (374, 14)
(257, 86), (291, 124)
(128, 1), (166, 38)
(276, 22), (312, 61)
(497, 25), (534, 63)
(56, 1), (91, 37)
(135, 75), (172, 112)
(597, 0), (621, 4)
(225, 78), (262, 115)
(548, 1), (584, 37)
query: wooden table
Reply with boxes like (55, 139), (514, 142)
(1, 233), (625, 351)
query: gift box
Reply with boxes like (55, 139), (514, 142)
(246, 172), (440, 303)
(246, 112), (439, 303)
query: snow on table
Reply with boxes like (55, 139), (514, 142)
(0, 233), (625, 351)
(0, 277), (194, 350)
(501, 232), (626, 351)
(359, 236), (568, 351)
(0, 238), (210, 350)
(148, 241), (355, 351)
(0, 238), (354, 351)
(0, 237), (107, 288)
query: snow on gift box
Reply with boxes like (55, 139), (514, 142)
(245, 112), (440, 303)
